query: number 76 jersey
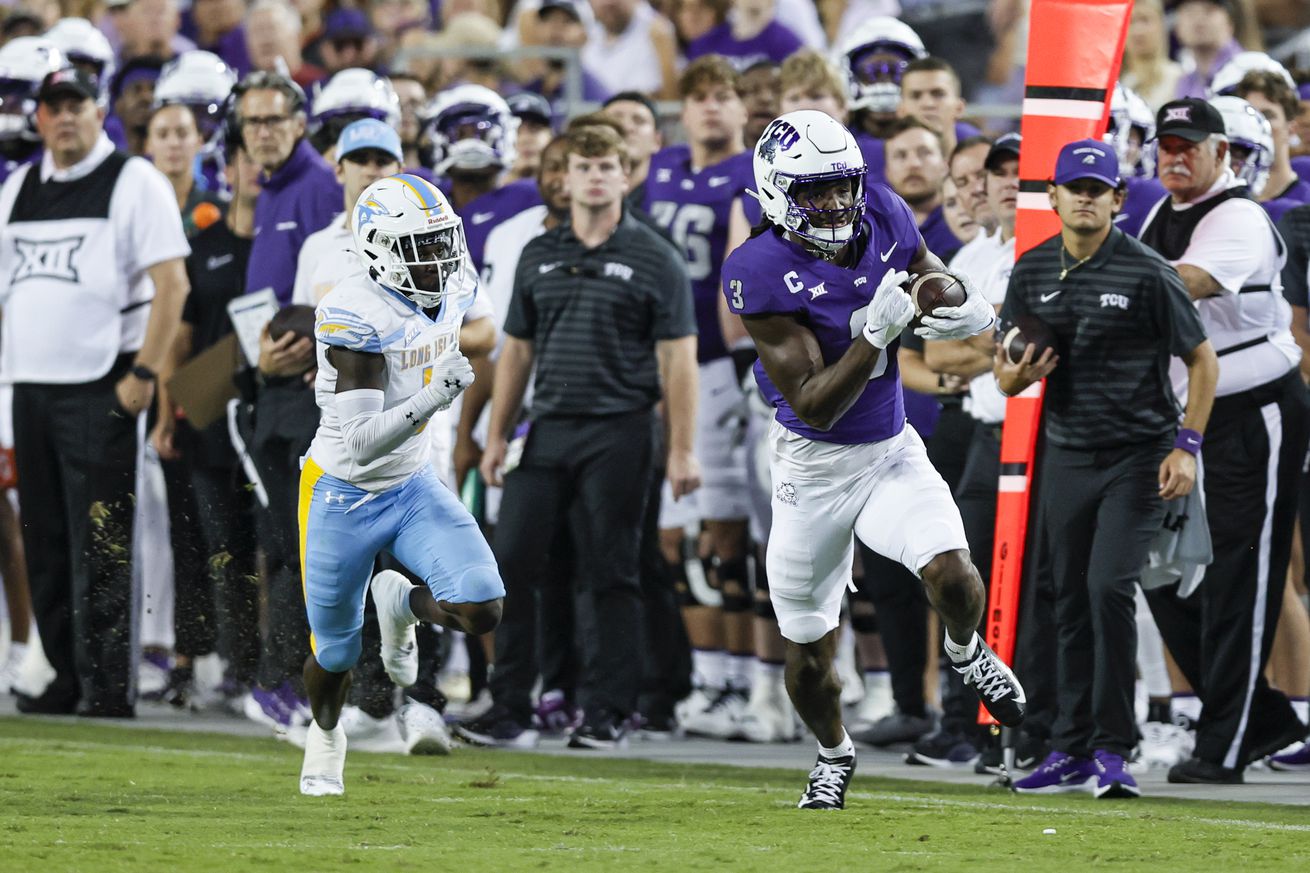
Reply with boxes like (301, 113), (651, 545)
(644, 145), (754, 363)
(722, 183), (924, 446)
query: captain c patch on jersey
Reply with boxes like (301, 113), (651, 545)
(10, 236), (85, 285)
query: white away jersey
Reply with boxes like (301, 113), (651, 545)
(308, 267), (478, 492)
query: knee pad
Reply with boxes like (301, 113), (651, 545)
(452, 564), (506, 606)
(314, 634), (362, 674)
(779, 612), (831, 645)
(718, 555), (751, 612)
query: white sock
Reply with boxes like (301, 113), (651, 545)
(754, 660), (785, 683)
(1291, 697), (1308, 726)
(397, 582), (418, 624)
(863, 669), (891, 695)
(692, 649), (727, 690)
(943, 631), (979, 663)
(727, 655), (753, 692)
(1171, 693), (1201, 725)
(818, 729), (855, 759)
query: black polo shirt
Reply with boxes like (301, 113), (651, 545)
(999, 228), (1208, 450)
(505, 209), (696, 418)
(1277, 203), (1310, 309)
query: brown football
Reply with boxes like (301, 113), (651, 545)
(1001, 315), (1057, 365)
(909, 271), (968, 322)
(268, 304), (316, 343)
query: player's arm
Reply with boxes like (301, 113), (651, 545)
(330, 345), (473, 466)
(657, 335), (702, 498)
(479, 335), (535, 487)
(744, 267), (915, 433)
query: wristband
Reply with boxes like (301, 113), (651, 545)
(1174, 428), (1203, 455)
(131, 363), (156, 381)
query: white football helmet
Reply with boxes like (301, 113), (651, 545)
(154, 51), (238, 151)
(1211, 95), (1274, 196)
(753, 110), (866, 253)
(834, 17), (926, 115)
(310, 68), (401, 146)
(44, 19), (115, 105)
(419, 83), (519, 175)
(1209, 51), (1296, 98)
(353, 173), (467, 308)
(0, 38), (67, 143)
(1105, 82), (1156, 179)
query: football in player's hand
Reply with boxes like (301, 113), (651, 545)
(268, 304), (316, 343)
(909, 271), (967, 323)
(1000, 315), (1057, 365)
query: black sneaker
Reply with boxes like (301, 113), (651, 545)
(452, 704), (540, 748)
(797, 752), (856, 809)
(15, 687), (78, 715)
(906, 728), (980, 768)
(952, 639), (1025, 727)
(160, 667), (195, 710)
(850, 712), (935, 747)
(568, 713), (628, 750)
(1167, 757), (1243, 785)
(636, 711), (680, 741)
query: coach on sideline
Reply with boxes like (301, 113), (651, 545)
(478, 123), (700, 750)
(997, 139), (1216, 798)
(1138, 98), (1310, 784)
(0, 68), (190, 716)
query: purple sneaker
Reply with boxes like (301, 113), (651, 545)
(243, 685), (292, 731)
(1013, 751), (1096, 794)
(1092, 749), (1140, 798)
(276, 681), (311, 726)
(1269, 741), (1310, 772)
(534, 689), (582, 735)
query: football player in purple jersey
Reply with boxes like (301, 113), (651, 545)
(643, 55), (759, 739)
(722, 110), (1025, 809)
(418, 84), (542, 272)
(1104, 82), (1167, 238)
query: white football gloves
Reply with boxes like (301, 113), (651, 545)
(862, 268), (913, 349)
(914, 271), (996, 340)
(424, 349), (475, 411)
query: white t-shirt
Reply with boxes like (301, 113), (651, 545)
(0, 134), (190, 384)
(948, 229), (1012, 424)
(583, 2), (666, 96)
(1144, 172), (1299, 397)
(291, 217), (352, 307)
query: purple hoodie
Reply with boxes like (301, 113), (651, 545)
(247, 139), (343, 305)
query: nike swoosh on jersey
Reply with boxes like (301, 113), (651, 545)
(708, 176), (731, 187)
(472, 212), (495, 225)
(880, 242), (898, 262)
(1040, 290), (1062, 303)
(206, 254), (234, 270)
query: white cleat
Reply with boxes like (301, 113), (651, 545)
(370, 570), (419, 687)
(737, 675), (801, 743)
(338, 705), (407, 754)
(398, 700), (454, 755)
(682, 688), (748, 740)
(300, 721), (347, 796)
(848, 673), (895, 733)
(1136, 721), (1195, 769)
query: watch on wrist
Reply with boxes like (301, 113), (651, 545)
(131, 364), (156, 382)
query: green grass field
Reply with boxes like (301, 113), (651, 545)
(2, 718), (1307, 872)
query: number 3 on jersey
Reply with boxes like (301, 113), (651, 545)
(848, 305), (888, 380)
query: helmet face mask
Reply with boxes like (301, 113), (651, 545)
(1106, 83), (1156, 179)
(153, 51), (237, 154)
(418, 85), (518, 175)
(835, 17), (926, 115)
(353, 175), (467, 309)
(309, 69), (400, 151)
(1210, 95), (1274, 197)
(0, 38), (67, 144)
(754, 111), (867, 254)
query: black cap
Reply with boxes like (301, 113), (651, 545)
(538, 0), (585, 21)
(1154, 98), (1226, 142)
(37, 68), (99, 104)
(506, 91), (552, 127)
(985, 132), (1021, 171)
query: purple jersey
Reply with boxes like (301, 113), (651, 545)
(918, 204), (960, 255)
(722, 183), (925, 444)
(686, 20), (803, 69)
(1292, 156), (1310, 182)
(644, 146), (753, 362)
(856, 134), (886, 188)
(1261, 176), (1310, 224)
(461, 178), (543, 272)
(1119, 176), (1167, 238)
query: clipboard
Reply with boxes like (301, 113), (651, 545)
(227, 289), (279, 366)
(167, 333), (240, 429)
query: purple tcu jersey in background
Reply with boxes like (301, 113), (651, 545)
(644, 145), (753, 363)
(722, 183), (924, 445)
(461, 177), (543, 272)
(1119, 176), (1167, 238)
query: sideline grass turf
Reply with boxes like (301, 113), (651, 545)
(2, 718), (1308, 872)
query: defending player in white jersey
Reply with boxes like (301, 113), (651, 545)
(298, 173), (504, 796)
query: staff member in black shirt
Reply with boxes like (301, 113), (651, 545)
(1139, 98), (1310, 784)
(996, 139), (1217, 798)
(474, 123), (700, 750)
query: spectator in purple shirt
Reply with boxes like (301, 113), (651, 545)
(883, 117), (960, 255)
(685, 0), (801, 69)
(186, 0), (253, 77)
(1235, 71), (1310, 219)
(1172, 0), (1242, 99)
(237, 70), (342, 306)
